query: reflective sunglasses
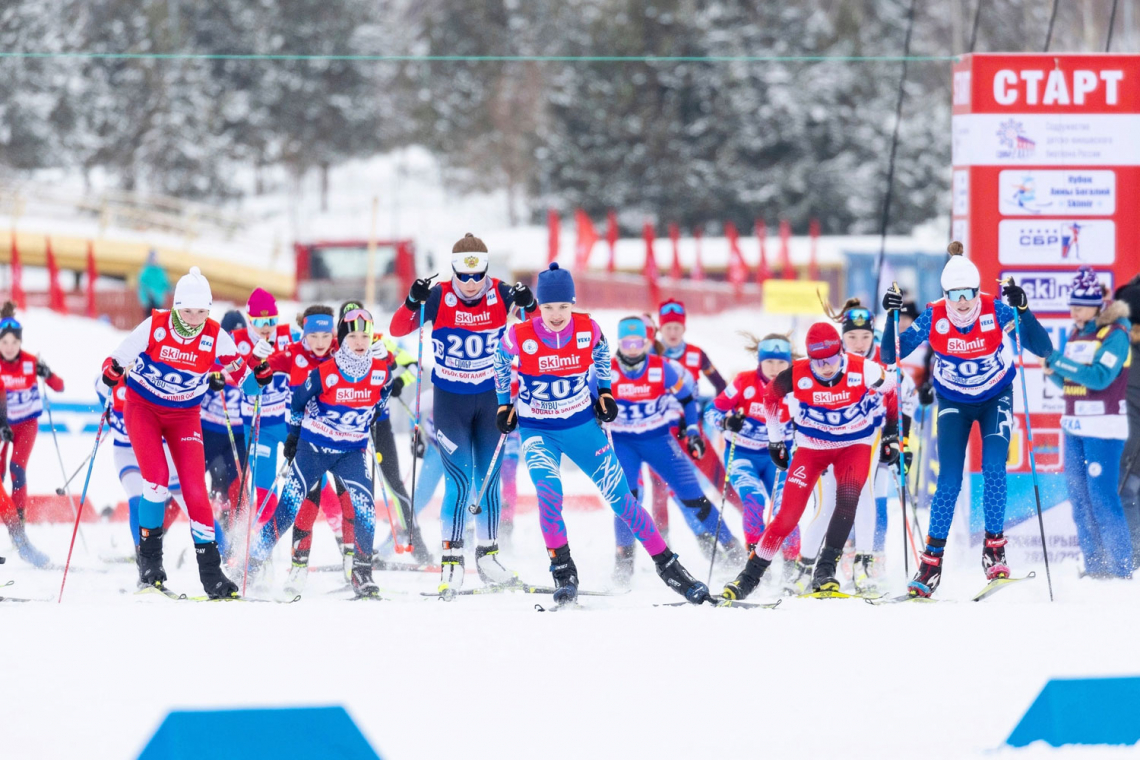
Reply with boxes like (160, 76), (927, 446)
(454, 270), (487, 283)
(810, 354), (842, 372)
(946, 287), (979, 302)
(250, 316), (279, 329)
(660, 302), (685, 315)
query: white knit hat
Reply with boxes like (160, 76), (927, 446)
(173, 266), (213, 310)
(940, 254), (980, 292)
(451, 249), (489, 274)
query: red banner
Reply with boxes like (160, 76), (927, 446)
(725, 221), (747, 298)
(691, 226), (705, 281)
(778, 219), (794, 279)
(605, 210), (618, 273)
(668, 222), (682, 279)
(547, 209), (561, 265)
(86, 240), (98, 319)
(45, 237), (67, 314)
(9, 232), (25, 309)
(754, 219), (770, 284)
(642, 222), (661, 307)
(574, 209), (598, 270)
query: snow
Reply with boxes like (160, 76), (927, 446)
(3, 307), (1139, 759)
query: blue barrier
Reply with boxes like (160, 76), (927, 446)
(138, 705), (382, 759)
(1007, 676), (1140, 747)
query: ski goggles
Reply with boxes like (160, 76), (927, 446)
(249, 315), (279, 329)
(809, 354), (842, 373)
(757, 338), (792, 363)
(0, 317), (21, 332)
(453, 269), (487, 283)
(660, 302), (686, 316)
(619, 336), (649, 352)
(341, 308), (374, 336)
(946, 287), (979, 302)
(303, 314), (334, 335)
(843, 307), (873, 327)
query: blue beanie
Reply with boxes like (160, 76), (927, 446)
(220, 310), (245, 333)
(617, 317), (647, 341)
(536, 262), (576, 305)
(1068, 266), (1105, 308)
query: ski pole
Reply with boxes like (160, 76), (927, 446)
(40, 382), (88, 552)
(0, 440), (7, 485)
(408, 275), (436, 530)
(891, 284), (909, 577)
(373, 442), (407, 553)
(468, 430), (510, 516)
(55, 444), (99, 495)
(707, 427), (739, 586)
(908, 403), (928, 540)
(218, 379), (245, 483)
(1005, 277), (1055, 602)
(241, 396), (262, 596)
(254, 458), (291, 523)
(58, 396), (112, 603)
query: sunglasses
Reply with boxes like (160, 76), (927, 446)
(946, 287), (979, 302)
(250, 316), (278, 329)
(810, 354), (842, 371)
(454, 270), (487, 283)
(660, 302), (685, 315)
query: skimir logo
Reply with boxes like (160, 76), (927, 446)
(616, 382), (651, 399)
(454, 311), (493, 327)
(538, 355), (581, 372)
(812, 390), (851, 405)
(159, 346), (199, 364)
(947, 337), (987, 353)
(335, 387), (373, 403)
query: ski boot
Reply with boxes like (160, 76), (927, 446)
(475, 542), (519, 587)
(695, 531), (718, 561)
(852, 553), (878, 594)
(612, 543), (636, 588)
(811, 546), (843, 594)
(342, 545), (355, 583)
(782, 555), (813, 595)
(11, 526), (50, 568)
(654, 551), (710, 604)
(137, 526), (168, 590)
(352, 554), (381, 598)
(908, 538), (946, 598)
(284, 552), (309, 596)
(196, 542), (239, 599)
(722, 552), (771, 601)
(982, 532), (1010, 580)
(721, 537), (747, 567)
(438, 541), (465, 599)
(549, 545), (579, 605)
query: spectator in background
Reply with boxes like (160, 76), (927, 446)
(1114, 273), (1140, 568)
(137, 249), (171, 318)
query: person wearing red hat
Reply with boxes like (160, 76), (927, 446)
(721, 322), (894, 600)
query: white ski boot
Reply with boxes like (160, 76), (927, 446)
(284, 561), (309, 596)
(438, 540), (465, 599)
(476, 543), (519, 587)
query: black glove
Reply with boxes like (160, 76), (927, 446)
(253, 361), (274, 387)
(35, 360), (51, 379)
(511, 282), (537, 313)
(723, 410), (745, 433)
(101, 358), (124, 388)
(768, 441), (789, 471)
(411, 427), (426, 458)
(685, 429), (706, 458)
(496, 405), (518, 434)
(593, 392), (619, 423)
(283, 432), (299, 462)
(390, 377), (405, 398)
(208, 372), (226, 392)
(880, 434), (901, 466)
(407, 278), (433, 307)
(0, 420), (13, 444)
(882, 287), (904, 312)
(1002, 280), (1029, 311)
(903, 449), (914, 471)
(918, 381), (934, 406)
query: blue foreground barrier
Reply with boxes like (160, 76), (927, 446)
(1007, 677), (1140, 747)
(138, 705), (381, 759)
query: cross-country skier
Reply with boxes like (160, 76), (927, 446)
(248, 307), (393, 597)
(0, 302), (64, 566)
(389, 233), (537, 594)
(705, 333), (803, 594)
(608, 315), (743, 586)
(201, 311), (247, 518)
(1044, 266), (1133, 578)
(101, 267), (274, 597)
(880, 242), (1054, 597)
(722, 322), (893, 599)
(494, 263), (710, 605)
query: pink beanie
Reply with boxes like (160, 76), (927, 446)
(246, 287), (278, 318)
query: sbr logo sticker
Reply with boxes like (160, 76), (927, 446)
(153, 327), (167, 342)
(743, 386), (755, 399)
(522, 339), (538, 355)
(797, 377), (813, 390)
(444, 293), (458, 308)
(935, 318), (951, 335)
(325, 374), (339, 387)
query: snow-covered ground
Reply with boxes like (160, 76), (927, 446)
(3, 307), (1138, 759)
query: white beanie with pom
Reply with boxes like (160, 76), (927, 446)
(940, 245), (980, 292)
(173, 266), (213, 310)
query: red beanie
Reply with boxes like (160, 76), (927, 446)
(246, 287), (278, 318)
(805, 322), (841, 359)
(659, 298), (686, 326)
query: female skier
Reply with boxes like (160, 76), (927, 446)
(880, 242), (1054, 597)
(493, 263), (710, 605)
(201, 311), (246, 517)
(1045, 266), (1133, 578)
(101, 267), (274, 597)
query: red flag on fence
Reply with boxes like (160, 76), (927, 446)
(642, 222), (661, 307)
(808, 218), (821, 281)
(86, 241), (98, 319)
(547, 209), (561, 265)
(605, 210), (618, 273)
(574, 209), (598, 270)
(668, 223), (682, 280)
(755, 219), (770, 284)
(9, 232), (26, 310)
(46, 237), (68, 314)
(779, 219), (794, 280)
(692, 226), (705, 281)
(725, 222), (747, 298)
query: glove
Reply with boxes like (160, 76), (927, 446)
(283, 432), (299, 462)
(208, 372), (226, 392)
(0, 421), (12, 444)
(880, 434), (901, 466)
(511, 282), (537, 312)
(411, 427), (426, 458)
(35, 360), (51, 379)
(882, 287), (904, 312)
(253, 361), (274, 387)
(252, 339), (274, 360)
(903, 450), (914, 471)
(594, 391), (619, 423)
(1002, 280), (1029, 311)
(407, 278), (433, 306)
(685, 427), (706, 458)
(496, 405), (518, 434)
(723, 410), (745, 433)
(768, 441), (789, 471)
(918, 381), (934, 406)
(101, 357), (124, 388)
(391, 377), (405, 398)
(370, 339), (389, 360)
